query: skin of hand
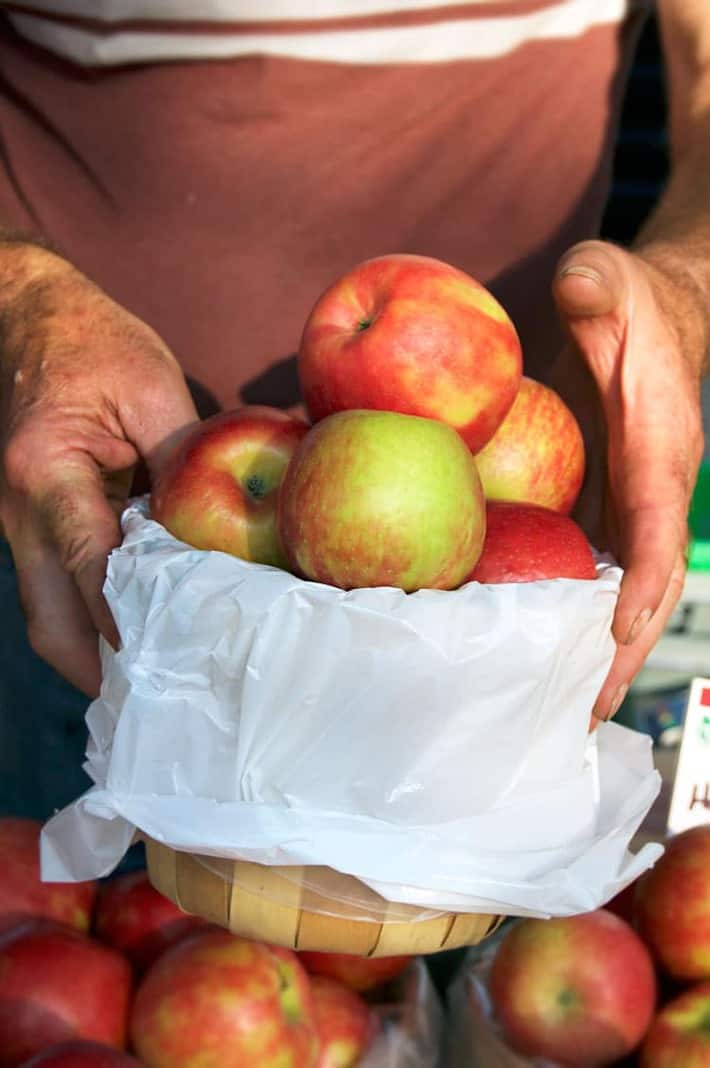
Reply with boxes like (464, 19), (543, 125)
(0, 242), (199, 696)
(551, 239), (706, 727)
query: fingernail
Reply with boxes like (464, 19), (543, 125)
(605, 683), (628, 722)
(625, 608), (652, 645)
(557, 264), (603, 285)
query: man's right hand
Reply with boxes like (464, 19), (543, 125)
(0, 243), (199, 696)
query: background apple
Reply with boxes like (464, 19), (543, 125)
(474, 376), (585, 513)
(0, 919), (132, 1068)
(0, 818), (96, 934)
(93, 871), (207, 973)
(298, 951), (411, 993)
(278, 409), (486, 591)
(640, 982), (710, 1068)
(298, 253), (522, 453)
(18, 1041), (142, 1067)
(130, 929), (319, 1068)
(466, 501), (597, 583)
(634, 826), (710, 981)
(310, 976), (375, 1068)
(489, 910), (657, 1067)
(151, 405), (309, 568)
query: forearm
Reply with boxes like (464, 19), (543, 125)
(631, 0), (710, 378)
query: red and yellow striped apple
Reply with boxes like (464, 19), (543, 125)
(277, 409), (486, 591)
(474, 376), (585, 513)
(298, 951), (411, 993)
(489, 910), (657, 1067)
(0, 919), (133, 1067)
(634, 825), (710, 981)
(94, 871), (207, 973)
(151, 405), (309, 568)
(640, 982), (710, 1068)
(310, 976), (375, 1068)
(0, 819), (96, 935)
(467, 501), (597, 584)
(130, 930), (319, 1068)
(298, 254), (522, 453)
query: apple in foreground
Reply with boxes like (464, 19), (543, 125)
(0, 920), (132, 1068)
(19, 1042), (142, 1066)
(130, 929), (319, 1068)
(634, 825), (710, 981)
(298, 253), (522, 453)
(474, 376), (585, 513)
(0, 818), (96, 934)
(466, 501), (597, 583)
(489, 910), (657, 1067)
(94, 870), (207, 973)
(278, 409), (486, 591)
(299, 951), (411, 993)
(310, 976), (376, 1068)
(151, 405), (309, 568)
(640, 983), (710, 1068)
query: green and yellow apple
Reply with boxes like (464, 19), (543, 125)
(277, 409), (486, 591)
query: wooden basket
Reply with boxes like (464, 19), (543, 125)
(145, 837), (503, 957)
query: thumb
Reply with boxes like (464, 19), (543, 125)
(552, 241), (631, 381)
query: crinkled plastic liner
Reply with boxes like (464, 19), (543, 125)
(363, 958), (443, 1068)
(444, 930), (563, 1067)
(42, 500), (663, 920)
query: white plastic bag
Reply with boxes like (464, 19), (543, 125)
(42, 500), (662, 916)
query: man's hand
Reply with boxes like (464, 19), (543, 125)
(0, 244), (198, 696)
(551, 239), (705, 727)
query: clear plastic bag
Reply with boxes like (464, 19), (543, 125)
(363, 958), (444, 1068)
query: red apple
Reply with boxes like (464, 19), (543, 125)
(634, 825), (710, 981)
(0, 818), (96, 934)
(310, 976), (376, 1068)
(0, 919), (133, 1067)
(151, 405), (309, 568)
(19, 1042), (142, 1067)
(298, 951), (411, 993)
(640, 983), (710, 1068)
(94, 870), (207, 973)
(277, 409), (486, 591)
(298, 253), (522, 453)
(130, 929), (319, 1068)
(489, 910), (657, 1067)
(466, 501), (597, 583)
(474, 376), (585, 513)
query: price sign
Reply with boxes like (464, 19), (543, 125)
(667, 677), (710, 834)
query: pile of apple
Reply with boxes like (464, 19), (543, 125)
(0, 817), (413, 1067)
(152, 253), (597, 589)
(475, 824), (710, 1068)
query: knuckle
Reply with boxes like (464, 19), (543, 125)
(1, 424), (43, 493)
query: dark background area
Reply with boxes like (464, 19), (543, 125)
(601, 11), (668, 245)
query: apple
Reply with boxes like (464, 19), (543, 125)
(0, 919), (132, 1068)
(130, 929), (319, 1068)
(94, 870), (207, 972)
(310, 976), (376, 1068)
(634, 825), (710, 981)
(640, 983), (710, 1068)
(466, 501), (597, 583)
(489, 909), (657, 1067)
(18, 1042), (142, 1067)
(474, 376), (585, 513)
(298, 951), (411, 993)
(151, 405), (309, 568)
(298, 253), (522, 453)
(0, 818), (96, 934)
(278, 409), (486, 591)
